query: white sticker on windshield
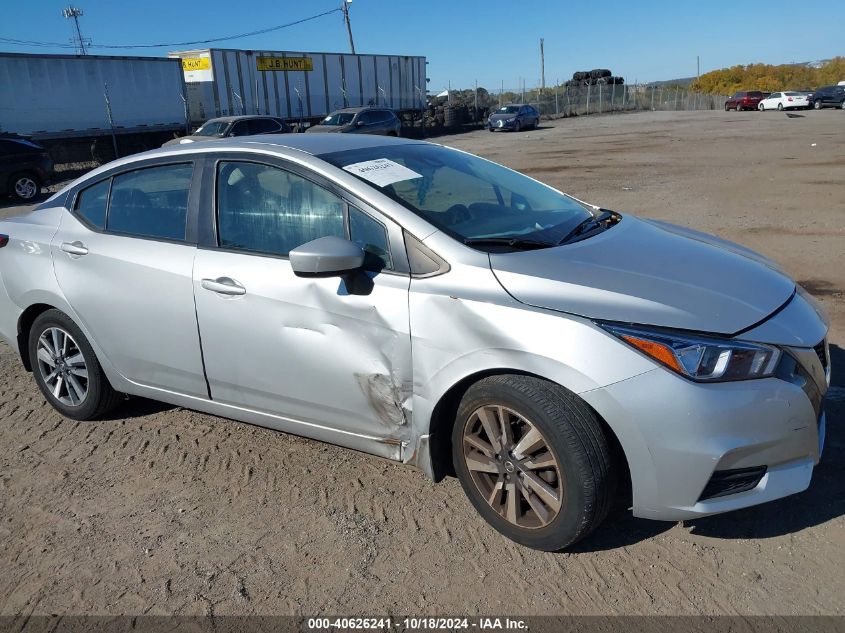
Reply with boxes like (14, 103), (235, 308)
(342, 159), (422, 187)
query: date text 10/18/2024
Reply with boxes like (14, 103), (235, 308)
(307, 617), (529, 631)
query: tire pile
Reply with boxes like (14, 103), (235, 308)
(564, 69), (624, 87)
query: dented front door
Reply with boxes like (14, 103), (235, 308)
(192, 248), (412, 442)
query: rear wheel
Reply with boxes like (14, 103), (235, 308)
(452, 375), (615, 551)
(9, 172), (40, 202)
(28, 309), (122, 420)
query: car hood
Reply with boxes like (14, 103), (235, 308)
(306, 125), (348, 133)
(489, 216), (795, 334)
(489, 113), (517, 121)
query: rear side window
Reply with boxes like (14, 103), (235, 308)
(107, 163), (193, 241)
(74, 179), (110, 229)
(248, 119), (282, 134)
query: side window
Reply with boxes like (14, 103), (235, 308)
(217, 161), (344, 256)
(357, 112), (374, 125)
(248, 119), (281, 134)
(74, 178), (110, 229)
(229, 121), (249, 136)
(107, 163), (193, 241)
(349, 206), (391, 271)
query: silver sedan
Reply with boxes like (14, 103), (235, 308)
(0, 134), (830, 551)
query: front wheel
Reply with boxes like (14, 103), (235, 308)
(777, 103), (783, 111)
(725, 103), (730, 111)
(814, 100), (822, 110)
(758, 103), (765, 111)
(28, 309), (122, 420)
(514, 121), (521, 132)
(452, 375), (615, 551)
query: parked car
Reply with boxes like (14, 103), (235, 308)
(809, 85), (845, 109)
(724, 91), (764, 111)
(0, 135), (829, 551)
(0, 135), (54, 202)
(162, 116), (290, 147)
(488, 104), (540, 132)
(306, 107), (401, 136)
(758, 92), (810, 111)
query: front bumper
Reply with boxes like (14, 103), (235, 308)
(488, 118), (518, 130)
(580, 344), (828, 521)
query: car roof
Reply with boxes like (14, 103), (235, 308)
(205, 115), (280, 123)
(135, 133), (424, 163)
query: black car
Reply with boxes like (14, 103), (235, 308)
(809, 85), (845, 109)
(0, 135), (54, 202)
(162, 116), (291, 147)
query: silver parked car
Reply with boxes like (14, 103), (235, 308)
(0, 135), (829, 551)
(306, 107), (401, 136)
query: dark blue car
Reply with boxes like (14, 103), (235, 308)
(487, 104), (540, 132)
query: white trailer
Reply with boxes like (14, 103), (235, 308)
(168, 48), (427, 125)
(0, 52), (186, 140)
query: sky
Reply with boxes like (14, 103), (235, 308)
(2, 0), (843, 92)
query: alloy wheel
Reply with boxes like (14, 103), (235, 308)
(36, 327), (89, 406)
(462, 405), (563, 529)
(14, 176), (37, 200)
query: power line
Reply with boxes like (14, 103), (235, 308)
(0, 6), (342, 51)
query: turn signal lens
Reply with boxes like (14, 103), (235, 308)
(601, 323), (782, 382)
(0, 234), (8, 248)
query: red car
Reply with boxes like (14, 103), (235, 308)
(725, 91), (764, 111)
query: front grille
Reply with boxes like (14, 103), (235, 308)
(814, 340), (828, 371)
(698, 466), (767, 502)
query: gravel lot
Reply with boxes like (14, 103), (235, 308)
(0, 110), (843, 616)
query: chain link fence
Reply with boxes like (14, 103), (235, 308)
(519, 83), (729, 117)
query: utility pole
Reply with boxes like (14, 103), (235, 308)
(697, 55), (700, 83)
(539, 38), (545, 92)
(341, 0), (355, 54)
(62, 5), (88, 55)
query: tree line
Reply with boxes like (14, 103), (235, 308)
(691, 57), (845, 94)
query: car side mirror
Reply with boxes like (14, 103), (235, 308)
(289, 236), (364, 278)
(356, 120), (366, 127)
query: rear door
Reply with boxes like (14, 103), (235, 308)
(192, 154), (412, 438)
(51, 159), (208, 397)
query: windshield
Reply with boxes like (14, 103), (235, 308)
(321, 112), (356, 126)
(194, 121), (230, 137)
(320, 143), (592, 245)
(497, 106), (521, 114)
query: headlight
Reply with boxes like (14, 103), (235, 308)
(599, 323), (781, 382)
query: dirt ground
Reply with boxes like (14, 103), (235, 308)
(0, 110), (843, 617)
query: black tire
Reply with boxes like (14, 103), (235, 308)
(814, 100), (822, 110)
(725, 103), (730, 111)
(514, 121), (521, 132)
(9, 171), (41, 202)
(452, 375), (615, 551)
(28, 309), (122, 421)
(777, 103), (783, 111)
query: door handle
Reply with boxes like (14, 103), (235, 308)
(61, 241), (89, 256)
(201, 277), (246, 296)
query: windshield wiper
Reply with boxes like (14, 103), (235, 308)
(557, 210), (617, 245)
(463, 236), (553, 250)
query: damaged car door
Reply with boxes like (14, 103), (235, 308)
(192, 157), (413, 444)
